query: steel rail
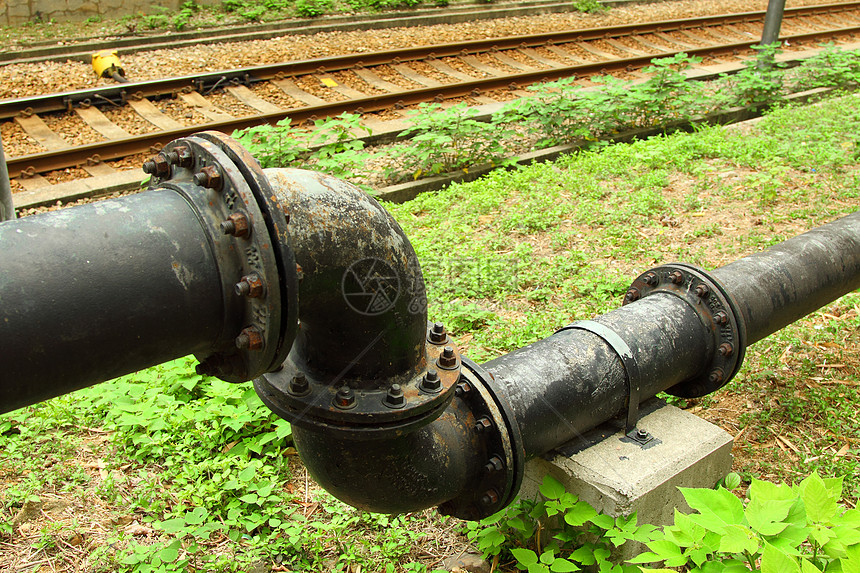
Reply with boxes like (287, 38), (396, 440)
(7, 23), (860, 178)
(5, 15), (860, 177)
(1, 1), (857, 120)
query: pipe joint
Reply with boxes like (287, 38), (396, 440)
(624, 262), (747, 397)
(145, 131), (299, 382)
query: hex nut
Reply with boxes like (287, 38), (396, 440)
(719, 342), (734, 357)
(484, 456), (504, 474)
(289, 373), (310, 396)
(235, 327), (264, 351)
(625, 288), (640, 302)
(235, 273), (264, 298)
(193, 165), (222, 190)
(475, 417), (493, 433)
(695, 284), (710, 298)
(428, 322), (447, 344)
(334, 386), (356, 409)
(438, 345), (458, 369)
(480, 489), (499, 506)
(713, 310), (729, 325)
(383, 384), (406, 409)
(420, 369), (442, 393)
(670, 270), (684, 285)
(221, 212), (250, 238)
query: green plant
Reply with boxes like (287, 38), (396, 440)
(726, 44), (786, 106)
(467, 475), (657, 573)
(572, 0), (608, 13)
(173, 1), (199, 31)
(630, 471), (860, 572)
(387, 102), (515, 180)
(295, 0), (332, 17)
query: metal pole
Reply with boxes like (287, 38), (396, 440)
(761, 0), (787, 47)
(0, 137), (14, 221)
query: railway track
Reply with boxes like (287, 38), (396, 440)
(4, 1), (860, 185)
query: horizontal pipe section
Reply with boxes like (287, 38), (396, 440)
(712, 211), (860, 345)
(483, 293), (710, 458)
(0, 189), (224, 413)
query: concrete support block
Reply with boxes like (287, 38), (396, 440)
(521, 399), (733, 529)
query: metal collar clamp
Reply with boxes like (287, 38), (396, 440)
(557, 320), (643, 438)
(624, 262), (747, 398)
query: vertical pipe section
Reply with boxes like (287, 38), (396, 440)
(712, 211), (860, 345)
(0, 189), (225, 413)
(0, 138), (14, 221)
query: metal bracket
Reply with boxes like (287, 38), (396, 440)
(558, 320), (642, 436)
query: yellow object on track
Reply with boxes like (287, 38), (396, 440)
(92, 50), (124, 78)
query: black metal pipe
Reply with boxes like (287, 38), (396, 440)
(0, 190), (224, 411)
(0, 133), (857, 522)
(711, 213), (860, 345)
(0, 138), (13, 221)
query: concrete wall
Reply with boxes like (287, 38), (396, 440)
(1, 0), (211, 26)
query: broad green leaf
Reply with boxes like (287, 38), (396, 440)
(801, 559), (824, 573)
(550, 558), (580, 572)
(590, 514), (615, 530)
(565, 502), (598, 526)
(761, 541), (800, 573)
(746, 497), (794, 536)
(239, 493), (259, 504)
(750, 478), (797, 503)
(541, 550), (556, 564)
(801, 473), (839, 524)
(159, 539), (181, 563)
(679, 487), (745, 529)
(512, 548), (539, 566)
(184, 506), (208, 525)
(157, 517), (187, 533)
(540, 476), (566, 500)
(718, 524), (760, 555)
(238, 465), (256, 483)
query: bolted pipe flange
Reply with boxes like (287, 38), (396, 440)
(254, 324), (464, 439)
(436, 357), (524, 521)
(624, 262), (747, 397)
(149, 132), (298, 383)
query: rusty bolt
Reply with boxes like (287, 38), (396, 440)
(644, 272), (659, 286)
(289, 373), (310, 396)
(142, 153), (170, 177)
(420, 369), (442, 393)
(334, 386), (356, 409)
(708, 368), (725, 385)
(384, 384), (406, 409)
(166, 145), (193, 168)
(695, 284), (710, 298)
(454, 382), (471, 397)
(484, 456), (504, 474)
(475, 417), (493, 433)
(670, 270), (684, 285)
(713, 310), (729, 325)
(438, 345), (458, 368)
(235, 327), (264, 351)
(625, 288), (640, 303)
(480, 489), (499, 506)
(429, 322), (447, 344)
(719, 342), (734, 357)
(193, 165), (222, 190)
(221, 212), (250, 238)
(235, 273), (264, 298)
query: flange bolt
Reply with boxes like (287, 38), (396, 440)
(193, 165), (222, 190)
(670, 270), (684, 285)
(383, 384), (406, 409)
(695, 284), (710, 298)
(420, 369), (442, 393)
(636, 428), (648, 441)
(429, 322), (447, 344)
(480, 489), (499, 506)
(713, 311), (729, 325)
(708, 368), (725, 385)
(165, 145), (193, 167)
(221, 212), (250, 238)
(334, 386), (356, 409)
(475, 416), (493, 433)
(235, 327), (263, 351)
(644, 272), (659, 286)
(289, 373), (310, 396)
(235, 273), (264, 298)
(719, 342), (734, 357)
(142, 153), (170, 177)
(625, 288), (640, 303)
(484, 456), (504, 474)
(438, 346), (458, 369)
